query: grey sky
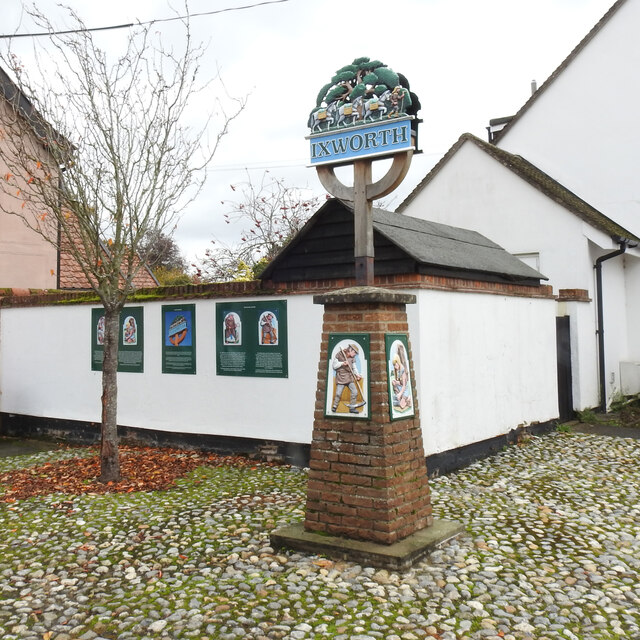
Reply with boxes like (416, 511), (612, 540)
(3, 0), (614, 263)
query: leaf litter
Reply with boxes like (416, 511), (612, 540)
(0, 445), (278, 501)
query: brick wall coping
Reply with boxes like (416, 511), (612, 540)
(0, 273), (556, 308)
(313, 286), (417, 306)
(557, 288), (591, 302)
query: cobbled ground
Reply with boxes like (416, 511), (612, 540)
(0, 431), (639, 640)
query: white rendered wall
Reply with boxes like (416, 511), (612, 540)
(590, 244), (636, 406)
(0, 289), (559, 455)
(0, 297), (324, 445)
(497, 0), (640, 238)
(414, 290), (558, 454)
(402, 140), (640, 411)
(625, 257), (640, 360)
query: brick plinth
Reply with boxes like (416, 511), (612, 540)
(304, 287), (433, 545)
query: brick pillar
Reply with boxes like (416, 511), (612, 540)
(304, 287), (433, 545)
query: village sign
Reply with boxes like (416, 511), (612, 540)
(307, 57), (420, 284)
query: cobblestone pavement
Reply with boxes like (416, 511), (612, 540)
(0, 431), (638, 640)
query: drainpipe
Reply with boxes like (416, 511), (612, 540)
(594, 239), (628, 412)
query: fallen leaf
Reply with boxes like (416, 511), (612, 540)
(313, 559), (334, 568)
(0, 445), (281, 501)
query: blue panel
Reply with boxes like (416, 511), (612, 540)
(309, 117), (413, 166)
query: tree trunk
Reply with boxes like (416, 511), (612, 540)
(100, 305), (121, 482)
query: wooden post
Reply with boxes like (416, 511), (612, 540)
(316, 150), (413, 287)
(354, 160), (374, 285)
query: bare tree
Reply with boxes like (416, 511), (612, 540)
(197, 172), (320, 281)
(0, 7), (244, 481)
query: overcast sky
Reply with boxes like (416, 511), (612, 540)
(2, 0), (615, 265)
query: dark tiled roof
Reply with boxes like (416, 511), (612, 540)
(371, 206), (545, 281)
(398, 133), (639, 243)
(492, 0), (627, 144)
(260, 198), (546, 283)
(0, 66), (36, 121)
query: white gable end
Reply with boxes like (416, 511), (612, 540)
(497, 0), (640, 236)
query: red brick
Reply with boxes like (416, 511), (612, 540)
(340, 433), (370, 444)
(330, 462), (360, 475)
(392, 442), (410, 455)
(304, 295), (434, 545)
(340, 473), (372, 486)
(336, 313), (364, 322)
(341, 516), (370, 529)
(341, 494), (374, 508)
(357, 506), (393, 521)
(311, 460), (333, 472)
(327, 502), (357, 516)
(338, 452), (371, 465)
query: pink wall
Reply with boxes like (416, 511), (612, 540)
(0, 201), (57, 289)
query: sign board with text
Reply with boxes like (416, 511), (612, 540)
(162, 304), (196, 375)
(91, 306), (144, 373)
(309, 117), (413, 166)
(308, 57), (419, 167)
(216, 300), (288, 378)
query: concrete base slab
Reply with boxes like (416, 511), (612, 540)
(270, 519), (464, 571)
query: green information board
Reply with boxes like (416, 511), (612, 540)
(162, 304), (196, 374)
(91, 306), (144, 373)
(216, 300), (288, 378)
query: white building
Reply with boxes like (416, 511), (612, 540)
(399, 0), (640, 412)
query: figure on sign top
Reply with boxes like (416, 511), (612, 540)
(308, 57), (420, 133)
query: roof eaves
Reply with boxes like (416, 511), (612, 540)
(398, 130), (638, 244)
(0, 64), (72, 154)
(461, 134), (640, 243)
